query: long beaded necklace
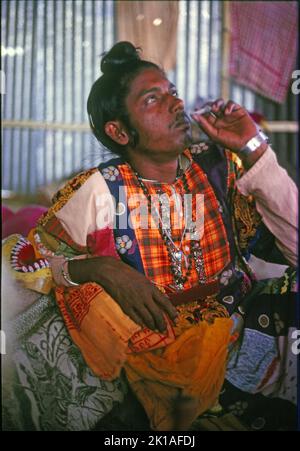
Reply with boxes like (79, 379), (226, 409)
(132, 164), (207, 290)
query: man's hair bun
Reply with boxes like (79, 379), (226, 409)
(88, 41), (161, 156)
(100, 41), (141, 75)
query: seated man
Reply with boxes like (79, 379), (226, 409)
(4, 41), (297, 431)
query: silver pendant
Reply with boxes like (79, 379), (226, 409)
(174, 250), (183, 262)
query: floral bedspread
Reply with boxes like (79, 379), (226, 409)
(2, 293), (127, 431)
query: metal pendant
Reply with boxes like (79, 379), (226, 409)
(174, 250), (183, 262)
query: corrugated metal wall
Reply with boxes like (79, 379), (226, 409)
(173, 0), (297, 181)
(253, 90), (298, 180)
(2, 0), (115, 194)
(171, 0), (223, 108)
(2, 0), (297, 194)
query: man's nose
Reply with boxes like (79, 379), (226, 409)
(169, 96), (184, 113)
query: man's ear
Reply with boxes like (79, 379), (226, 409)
(104, 121), (129, 145)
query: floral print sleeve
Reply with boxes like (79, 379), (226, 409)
(225, 150), (289, 265)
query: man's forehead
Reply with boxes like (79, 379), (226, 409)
(130, 68), (175, 99)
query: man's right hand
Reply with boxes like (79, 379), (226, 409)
(69, 256), (178, 333)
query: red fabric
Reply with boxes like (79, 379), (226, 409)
(2, 205), (48, 238)
(2, 205), (15, 223)
(87, 227), (120, 259)
(118, 150), (231, 289)
(229, 2), (298, 103)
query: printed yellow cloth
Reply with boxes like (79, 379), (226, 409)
(125, 316), (233, 430)
(55, 283), (141, 380)
(2, 230), (142, 380)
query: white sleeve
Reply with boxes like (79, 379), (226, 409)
(236, 146), (298, 267)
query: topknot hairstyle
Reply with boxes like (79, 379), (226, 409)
(87, 41), (163, 156)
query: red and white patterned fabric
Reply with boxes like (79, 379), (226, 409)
(229, 1), (298, 103)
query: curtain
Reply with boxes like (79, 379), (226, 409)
(116, 0), (179, 72)
(229, 1), (298, 103)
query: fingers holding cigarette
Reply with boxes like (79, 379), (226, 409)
(192, 105), (214, 116)
(190, 99), (240, 120)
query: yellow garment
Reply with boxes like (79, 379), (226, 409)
(2, 230), (141, 380)
(55, 283), (141, 380)
(125, 317), (233, 431)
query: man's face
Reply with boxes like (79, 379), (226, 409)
(125, 68), (192, 160)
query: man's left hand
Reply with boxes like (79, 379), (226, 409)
(191, 98), (258, 153)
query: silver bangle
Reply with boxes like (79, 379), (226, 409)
(61, 259), (80, 287)
(239, 130), (269, 156)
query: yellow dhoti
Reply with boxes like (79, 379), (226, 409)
(125, 316), (232, 430)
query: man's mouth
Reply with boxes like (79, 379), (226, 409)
(171, 113), (191, 129)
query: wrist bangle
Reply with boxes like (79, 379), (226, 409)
(61, 259), (80, 287)
(239, 130), (269, 156)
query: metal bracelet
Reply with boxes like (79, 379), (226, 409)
(61, 259), (80, 287)
(239, 130), (269, 155)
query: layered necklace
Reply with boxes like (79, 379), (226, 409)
(132, 163), (207, 290)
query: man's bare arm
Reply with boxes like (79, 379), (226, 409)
(68, 256), (178, 333)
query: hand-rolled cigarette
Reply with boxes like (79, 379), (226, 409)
(189, 105), (217, 120)
(191, 105), (213, 115)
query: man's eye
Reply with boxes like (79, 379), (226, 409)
(171, 90), (178, 97)
(145, 95), (157, 105)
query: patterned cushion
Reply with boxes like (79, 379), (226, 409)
(2, 293), (128, 431)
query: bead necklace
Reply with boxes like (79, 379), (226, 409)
(132, 166), (207, 290)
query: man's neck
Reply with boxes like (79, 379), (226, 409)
(126, 152), (180, 184)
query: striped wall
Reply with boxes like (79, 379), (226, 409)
(1, 0), (297, 194)
(2, 0), (115, 193)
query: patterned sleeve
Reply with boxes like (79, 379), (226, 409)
(225, 149), (291, 265)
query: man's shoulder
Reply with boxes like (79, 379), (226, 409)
(188, 142), (242, 197)
(51, 167), (100, 204)
(189, 141), (226, 160)
(189, 142), (242, 175)
(188, 141), (228, 169)
(38, 167), (108, 228)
